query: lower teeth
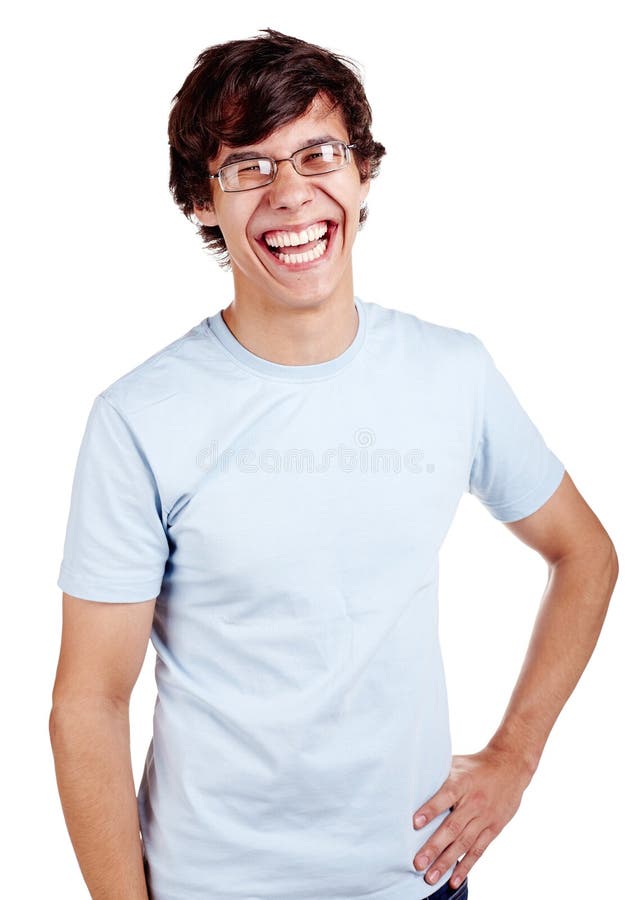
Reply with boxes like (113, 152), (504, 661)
(272, 236), (328, 265)
(278, 239), (328, 265)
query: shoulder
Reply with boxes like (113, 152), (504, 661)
(96, 318), (210, 418)
(362, 298), (484, 367)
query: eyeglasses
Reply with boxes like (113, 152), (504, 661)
(208, 140), (358, 193)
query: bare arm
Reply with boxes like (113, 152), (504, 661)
(411, 470), (619, 890)
(49, 592), (156, 900)
(487, 469), (619, 771)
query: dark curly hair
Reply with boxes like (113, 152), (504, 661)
(168, 28), (386, 270)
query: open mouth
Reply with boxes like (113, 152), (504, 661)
(259, 220), (337, 268)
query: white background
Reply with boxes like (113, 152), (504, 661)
(2, 1), (628, 897)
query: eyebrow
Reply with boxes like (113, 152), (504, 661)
(217, 134), (343, 169)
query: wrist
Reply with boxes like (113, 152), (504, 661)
(485, 728), (541, 785)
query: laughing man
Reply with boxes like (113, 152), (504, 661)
(51, 28), (618, 900)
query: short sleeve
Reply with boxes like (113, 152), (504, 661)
(57, 393), (169, 602)
(467, 335), (565, 523)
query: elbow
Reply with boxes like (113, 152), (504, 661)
(584, 535), (619, 607)
(549, 533), (619, 604)
(597, 531), (620, 591)
(608, 539), (620, 592)
(48, 700), (67, 748)
(49, 704), (63, 753)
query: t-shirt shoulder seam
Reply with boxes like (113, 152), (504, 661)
(98, 327), (206, 402)
(94, 391), (136, 432)
(395, 306), (478, 343)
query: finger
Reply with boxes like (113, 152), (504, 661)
(413, 807), (468, 872)
(421, 817), (480, 885)
(429, 823), (495, 889)
(413, 790), (458, 829)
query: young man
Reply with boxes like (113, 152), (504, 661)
(50, 28), (618, 900)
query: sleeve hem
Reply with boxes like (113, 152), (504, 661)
(57, 565), (162, 604)
(485, 456), (566, 523)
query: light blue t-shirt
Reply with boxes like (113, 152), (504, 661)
(57, 296), (565, 900)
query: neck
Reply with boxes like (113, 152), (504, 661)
(222, 275), (358, 366)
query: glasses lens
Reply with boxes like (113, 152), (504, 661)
(221, 158), (274, 191)
(296, 142), (348, 175)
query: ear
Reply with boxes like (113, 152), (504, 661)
(193, 202), (219, 228)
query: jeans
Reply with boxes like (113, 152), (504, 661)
(427, 875), (469, 900)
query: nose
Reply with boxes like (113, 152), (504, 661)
(267, 159), (315, 211)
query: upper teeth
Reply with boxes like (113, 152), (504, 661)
(264, 222), (328, 248)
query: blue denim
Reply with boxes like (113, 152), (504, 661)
(426, 875), (469, 900)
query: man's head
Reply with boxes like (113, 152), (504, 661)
(168, 29), (386, 279)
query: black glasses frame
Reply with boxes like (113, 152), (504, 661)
(208, 140), (358, 193)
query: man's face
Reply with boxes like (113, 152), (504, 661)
(194, 93), (370, 312)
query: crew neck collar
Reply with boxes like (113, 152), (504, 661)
(205, 296), (367, 382)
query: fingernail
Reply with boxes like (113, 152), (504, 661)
(417, 855), (429, 869)
(414, 814), (427, 828)
(428, 869), (440, 884)
(452, 876), (462, 888)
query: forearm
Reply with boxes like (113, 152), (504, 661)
(49, 699), (149, 900)
(487, 539), (618, 777)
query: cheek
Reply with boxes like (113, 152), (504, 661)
(220, 222), (251, 255)
(224, 222), (261, 269)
